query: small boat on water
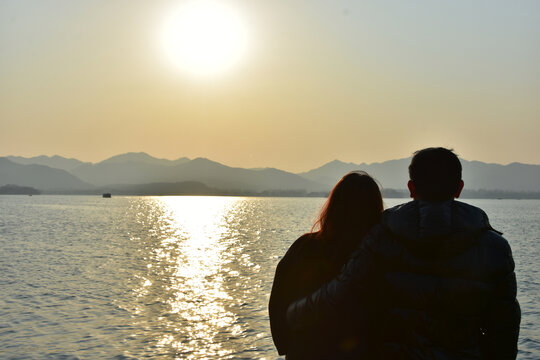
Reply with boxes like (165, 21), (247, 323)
(102, 193), (112, 198)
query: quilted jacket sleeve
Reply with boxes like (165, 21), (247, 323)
(482, 232), (521, 360)
(286, 225), (385, 331)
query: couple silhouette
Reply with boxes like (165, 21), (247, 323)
(269, 147), (520, 360)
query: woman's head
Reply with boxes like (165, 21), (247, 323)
(314, 171), (383, 240)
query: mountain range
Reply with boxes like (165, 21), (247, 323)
(2, 152), (540, 197)
(0, 157), (91, 191)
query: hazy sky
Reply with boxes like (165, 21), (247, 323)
(1, 0), (539, 171)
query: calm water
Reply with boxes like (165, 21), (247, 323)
(0, 196), (538, 359)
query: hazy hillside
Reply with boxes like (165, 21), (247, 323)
(0, 158), (92, 191)
(69, 154), (327, 192)
(71, 160), (176, 186)
(174, 158), (327, 192)
(7, 155), (90, 171)
(67, 153), (194, 186)
(99, 152), (190, 167)
(461, 161), (540, 192)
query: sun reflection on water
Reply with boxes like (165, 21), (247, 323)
(133, 196), (247, 358)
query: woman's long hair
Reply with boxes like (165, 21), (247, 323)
(312, 171), (383, 266)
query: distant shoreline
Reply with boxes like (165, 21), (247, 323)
(3, 190), (540, 200)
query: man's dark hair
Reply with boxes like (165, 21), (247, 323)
(408, 147), (462, 201)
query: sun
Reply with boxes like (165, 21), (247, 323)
(160, 1), (249, 77)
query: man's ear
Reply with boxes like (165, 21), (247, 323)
(407, 180), (416, 199)
(455, 180), (464, 198)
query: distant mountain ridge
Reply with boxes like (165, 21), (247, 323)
(99, 152), (190, 166)
(302, 158), (540, 192)
(66, 155), (324, 192)
(299, 158), (412, 190)
(2, 153), (326, 193)
(3, 152), (540, 195)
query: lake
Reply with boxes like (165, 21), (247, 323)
(0, 196), (538, 359)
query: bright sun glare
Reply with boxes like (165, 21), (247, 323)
(161, 0), (249, 77)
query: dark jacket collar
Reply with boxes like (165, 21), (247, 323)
(382, 200), (493, 241)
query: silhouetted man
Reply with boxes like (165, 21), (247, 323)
(288, 147), (520, 359)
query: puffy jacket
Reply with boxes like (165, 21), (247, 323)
(287, 200), (521, 360)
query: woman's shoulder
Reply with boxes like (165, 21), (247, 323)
(285, 232), (321, 256)
(291, 232), (318, 248)
(277, 233), (319, 267)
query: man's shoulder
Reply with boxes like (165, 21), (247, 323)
(450, 201), (510, 252)
(480, 229), (515, 269)
(482, 228), (510, 246)
(452, 200), (492, 230)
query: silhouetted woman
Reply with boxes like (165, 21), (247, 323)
(269, 171), (383, 359)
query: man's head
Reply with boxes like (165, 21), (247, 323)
(408, 147), (464, 201)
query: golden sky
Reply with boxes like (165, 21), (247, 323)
(1, 0), (539, 171)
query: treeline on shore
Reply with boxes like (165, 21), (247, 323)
(0, 184), (41, 195)
(2, 183), (540, 199)
(460, 189), (540, 199)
